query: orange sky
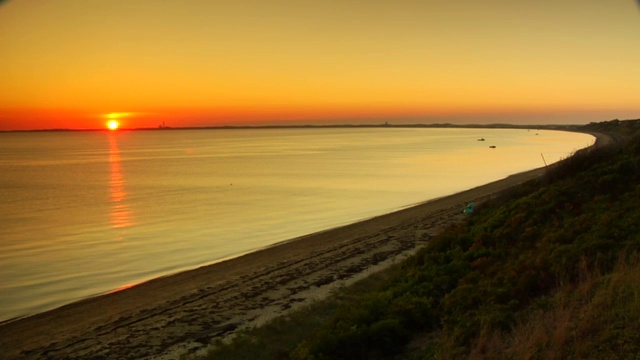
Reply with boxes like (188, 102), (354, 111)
(1, 0), (639, 130)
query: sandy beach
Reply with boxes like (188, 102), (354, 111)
(0, 132), (603, 360)
(0, 171), (545, 359)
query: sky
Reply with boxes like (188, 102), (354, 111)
(1, 0), (639, 130)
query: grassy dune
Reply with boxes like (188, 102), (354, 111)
(196, 119), (640, 360)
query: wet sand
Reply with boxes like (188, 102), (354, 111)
(0, 132), (603, 360)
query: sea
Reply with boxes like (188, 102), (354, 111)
(0, 127), (594, 322)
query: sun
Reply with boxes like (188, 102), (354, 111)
(107, 120), (120, 130)
(104, 112), (132, 130)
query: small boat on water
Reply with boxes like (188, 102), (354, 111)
(489, 145), (496, 148)
(477, 138), (485, 141)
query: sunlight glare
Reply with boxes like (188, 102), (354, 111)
(107, 120), (120, 130)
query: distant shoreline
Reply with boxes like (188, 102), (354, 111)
(0, 122), (585, 133)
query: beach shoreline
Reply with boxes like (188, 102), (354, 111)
(0, 132), (603, 360)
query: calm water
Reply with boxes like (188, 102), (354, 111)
(0, 128), (593, 322)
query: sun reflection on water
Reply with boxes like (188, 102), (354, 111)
(109, 134), (133, 233)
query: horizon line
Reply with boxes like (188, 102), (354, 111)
(0, 122), (598, 133)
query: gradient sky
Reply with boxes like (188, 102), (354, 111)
(1, 0), (639, 130)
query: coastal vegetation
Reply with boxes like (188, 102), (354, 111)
(198, 119), (640, 359)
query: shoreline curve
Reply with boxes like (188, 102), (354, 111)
(0, 132), (604, 360)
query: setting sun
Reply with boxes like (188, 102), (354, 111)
(107, 120), (119, 130)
